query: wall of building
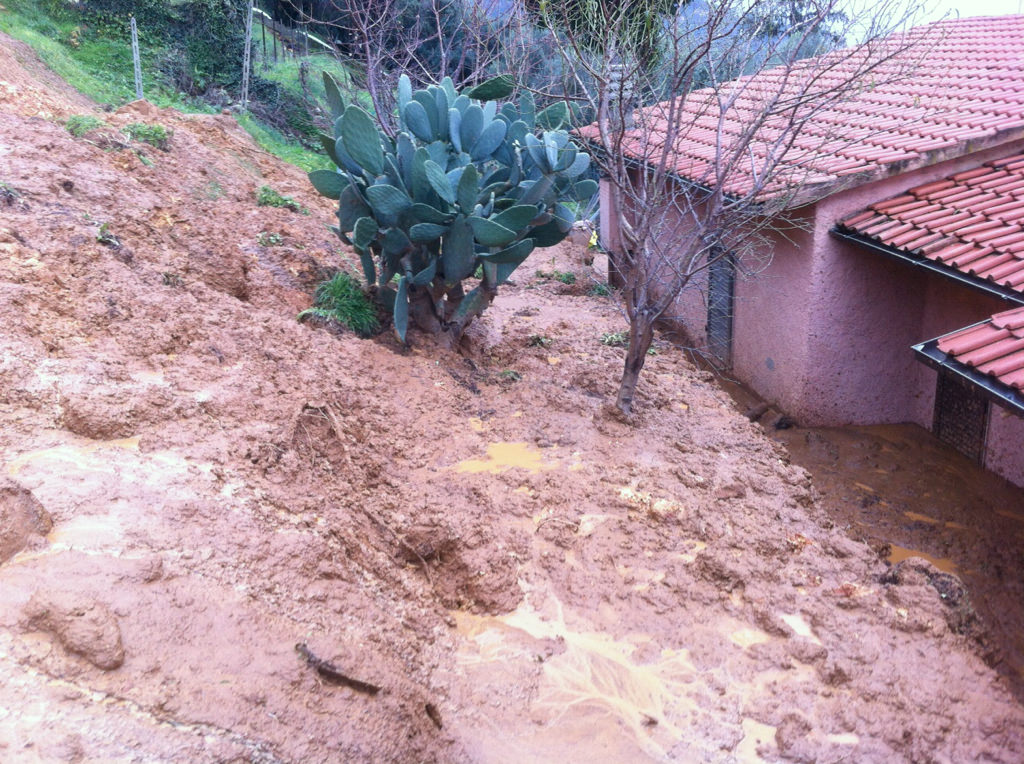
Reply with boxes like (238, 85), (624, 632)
(729, 220), (817, 414)
(600, 140), (1024, 484)
(987, 407), (1024, 487)
(911, 273), (1009, 426)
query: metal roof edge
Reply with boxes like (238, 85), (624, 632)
(913, 337), (1024, 417)
(830, 229), (1024, 307)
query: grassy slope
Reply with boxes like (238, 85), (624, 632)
(0, 0), (331, 172)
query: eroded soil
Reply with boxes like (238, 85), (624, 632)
(2, 33), (1024, 762)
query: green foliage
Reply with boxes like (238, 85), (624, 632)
(95, 222), (120, 247)
(0, 182), (23, 206)
(1, 0), (339, 173)
(122, 122), (172, 150)
(65, 114), (105, 137)
(589, 282), (612, 297)
(600, 331), (629, 347)
(525, 0), (681, 64)
(309, 72), (595, 343)
(537, 269), (577, 285)
(235, 114), (326, 174)
(298, 271), (380, 337)
(499, 369), (522, 382)
(527, 334), (552, 348)
(256, 231), (283, 246)
(257, 185), (308, 214)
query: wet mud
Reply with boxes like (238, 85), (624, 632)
(2, 30), (1024, 762)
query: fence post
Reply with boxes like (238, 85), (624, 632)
(130, 15), (143, 100)
(240, 0), (254, 111)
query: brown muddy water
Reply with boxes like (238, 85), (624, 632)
(719, 379), (1024, 699)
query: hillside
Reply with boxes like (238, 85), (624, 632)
(1, 31), (1023, 762)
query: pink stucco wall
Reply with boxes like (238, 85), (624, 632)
(987, 408), (1024, 486)
(606, 139), (1024, 486)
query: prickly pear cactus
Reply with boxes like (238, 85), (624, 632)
(308, 72), (596, 344)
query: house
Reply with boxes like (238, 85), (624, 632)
(594, 15), (1024, 487)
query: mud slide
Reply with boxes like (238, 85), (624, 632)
(1, 32), (1023, 762)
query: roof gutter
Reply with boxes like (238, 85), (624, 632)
(831, 228), (1024, 307)
(913, 335), (1024, 417)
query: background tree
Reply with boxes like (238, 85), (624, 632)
(536, 0), (923, 414)
(269, 0), (524, 129)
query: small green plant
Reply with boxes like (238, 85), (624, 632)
(257, 185), (307, 214)
(600, 331), (629, 347)
(599, 330), (659, 354)
(96, 222), (120, 247)
(201, 181), (225, 200)
(298, 271), (380, 337)
(122, 122), (172, 151)
(527, 334), (552, 348)
(66, 114), (104, 137)
(499, 369), (522, 382)
(0, 181), (23, 206)
(536, 269), (577, 285)
(588, 282), (611, 297)
(162, 272), (184, 288)
(256, 231), (283, 247)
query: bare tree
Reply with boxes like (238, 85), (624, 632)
(535, 0), (928, 414)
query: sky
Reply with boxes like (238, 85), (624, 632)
(914, 0), (1023, 21)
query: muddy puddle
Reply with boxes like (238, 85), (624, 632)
(451, 593), (834, 763)
(716, 377), (1024, 695)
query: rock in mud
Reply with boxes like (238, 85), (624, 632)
(23, 590), (125, 670)
(0, 479), (52, 563)
(775, 712), (814, 762)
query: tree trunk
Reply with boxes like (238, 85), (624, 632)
(615, 309), (655, 415)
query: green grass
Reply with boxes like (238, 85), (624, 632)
(298, 271), (380, 337)
(258, 55), (352, 103)
(237, 114), (328, 173)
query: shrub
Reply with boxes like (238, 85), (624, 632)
(307, 72), (595, 345)
(298, 271), (380, 337)
(65, 114), (104, 137)
(257, 185), (307, 213)
(537, 269), (576, 285)
(122, 122), (172, 150)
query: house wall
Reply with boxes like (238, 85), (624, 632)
(911, 273), (1009, 427)
(729, 220), (817, 414)
(987, 408), (1024, 486)
(769, 140), (1024, 422)
(600, 140), (1024, 485)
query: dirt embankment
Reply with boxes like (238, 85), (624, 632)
(1, 32), (1023, 762)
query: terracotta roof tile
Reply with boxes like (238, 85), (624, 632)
(936, 306), (1024, 391)
(839, 146), (1024, 297)
(581, 16), (1024, 199)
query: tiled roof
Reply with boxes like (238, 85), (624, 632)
(836, 153), (1024, 295)
(581, 16), (1024, 199)
(936, 306), (1024, 392)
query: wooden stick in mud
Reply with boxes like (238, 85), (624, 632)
(295, 643), (381, 695)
